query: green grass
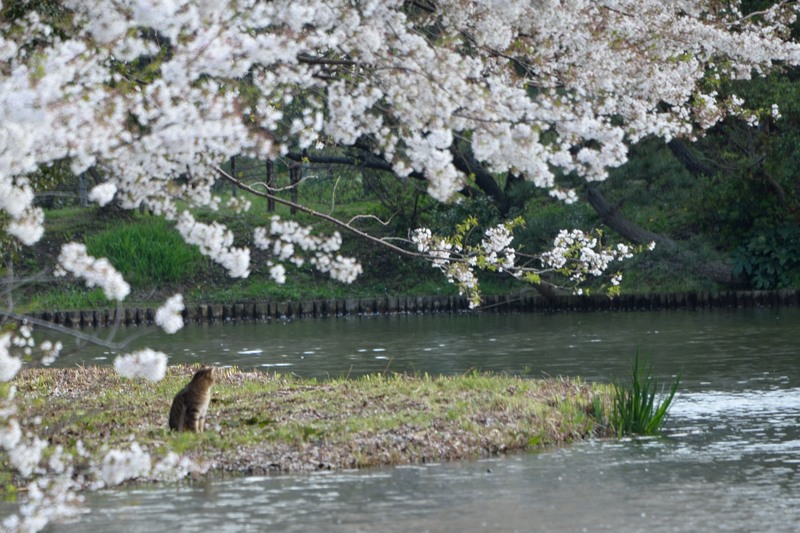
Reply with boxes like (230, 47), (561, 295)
(23, 287), (110, 310)
(610, 351), (680, 437)
(12, 198), (468, 311)
(4, 366), (612, 487)
(84, 218), (209, 287)
(43, 205), (99, 228)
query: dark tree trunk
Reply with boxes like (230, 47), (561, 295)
(586, 185), (740, 285)
(667, 139), (716, 177)
(587, 187), (668, 248)
(449, 142), (511, 215)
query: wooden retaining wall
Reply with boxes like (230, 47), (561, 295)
(24, 289), (800, 328)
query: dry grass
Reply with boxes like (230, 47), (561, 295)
(5, 365), (612, 485)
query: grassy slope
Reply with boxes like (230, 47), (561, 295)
(5, 366), (612, 487)
(14, 196), (528, 312)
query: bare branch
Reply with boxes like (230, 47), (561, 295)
(734, 1), (796, 25)
(297, 53), (358, 66)
(328, 174), (342, 215)
(346, 213), (396, 227)
(216, 166), (428, 259)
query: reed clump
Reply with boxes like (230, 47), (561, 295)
(610, 351), (680, 437)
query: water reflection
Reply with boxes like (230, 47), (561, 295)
(32, 308), (800, 532)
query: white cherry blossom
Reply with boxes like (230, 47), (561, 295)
(155, 294), (185, 334)
(113, 349), (168, 381)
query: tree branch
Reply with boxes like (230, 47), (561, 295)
(586, 185), (739, 284)
(449, 141), (510, 214)
(216, 166), (428, 259)
(220, 166), (584, 302)
(297, 53), (358, 66)
(667, 139), (716, 177)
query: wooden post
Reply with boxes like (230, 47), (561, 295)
(78, 173), (88, 207)
(266, 160), (275, 212)
(230, 156), (238, 197)
(290, 164), (299, 214)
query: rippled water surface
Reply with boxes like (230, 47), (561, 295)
(50, 308), (797, 388)
(37, 308), (800, 531)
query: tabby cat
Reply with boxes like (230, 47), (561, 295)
(169, 367), (215, 432)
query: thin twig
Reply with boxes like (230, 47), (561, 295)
(346, 213), (395, 227)
(247, 172), (320, 193)
(329, 175), (341, 215)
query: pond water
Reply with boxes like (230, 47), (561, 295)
(36, 308), (800, 531)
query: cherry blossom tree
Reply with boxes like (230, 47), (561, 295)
(3, 0), (799, 310)
(2, 0), (800, 529)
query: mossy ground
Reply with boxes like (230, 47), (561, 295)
(4, 365), (612, 488)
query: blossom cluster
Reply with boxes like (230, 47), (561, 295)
(174, 211), (251, 278)
(0, 326), (64, 382)
(1, 374), (82, 531)
(0, 333), (23, 382)
(541, 230), (631, 279)
(413, 222), (650, 303)
(1, 0), (799, 250)
(55, 243), (131, 301)
(411, 220), (520, 308)
(254, 216), (362, 284)
(113, 349), (169, 382)
(481, 225), (516, 272)
(540, 229), (654, 294)
(88, 183), (118, 206)
(95, 442), (155, 487)
(155, 294), (185, 334)
(1, 474), (83, 533)
(90, 442), (199, 490)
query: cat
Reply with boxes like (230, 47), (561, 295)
(169, 367), (215, 432)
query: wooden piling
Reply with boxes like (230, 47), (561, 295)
(22, 289), (800, 328)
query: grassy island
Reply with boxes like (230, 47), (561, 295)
(4, 366), (612, 488)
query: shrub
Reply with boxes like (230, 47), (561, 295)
(732, 224), (800, 289)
